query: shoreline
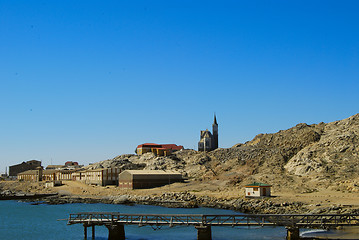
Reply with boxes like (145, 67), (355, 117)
(13, 191), (359, 216)
(2, 180), (359, 215)
(0, 193), (57, 200)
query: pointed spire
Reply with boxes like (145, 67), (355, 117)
(213, 113), (218, 125)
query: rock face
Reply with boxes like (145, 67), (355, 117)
(285, 114), (359, 179)
(86, 154), (145, 170)
(88, 113), (359, 193)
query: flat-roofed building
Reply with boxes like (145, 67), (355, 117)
(18, 170), (41, 181)
(118, 170), (183, 189)
(57, 170), (77, 181)
(18, 168), (78, 182)
(81, 168), (121, 186)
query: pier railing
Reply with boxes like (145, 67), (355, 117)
(67, 213), (359, 240)
(68, 212), (359, 228)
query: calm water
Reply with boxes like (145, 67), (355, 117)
(0, 200), (289, 240)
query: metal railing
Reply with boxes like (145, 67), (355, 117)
(68, 212), (359, 228)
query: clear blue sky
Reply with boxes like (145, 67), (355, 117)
(1, 1), (358, 170)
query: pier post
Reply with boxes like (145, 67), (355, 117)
(92, 225), (95, 240)
(107, 224), (125, 240)
(83, 225), (87, 240)
(286, 227), (300, 240)
(195, 225), (212, 240)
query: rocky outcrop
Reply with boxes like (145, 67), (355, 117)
(85, 113), (359, 194)
(284, 114), (359, 179)
(86, 154), (145, 170)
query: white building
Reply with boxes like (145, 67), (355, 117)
(245, 182), (271, 198)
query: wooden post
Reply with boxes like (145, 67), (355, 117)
(107, 224), (125, 240)
(92, 225), (95, 240)
(195, 225), (212, 240)
(286, 227), (300, 240)
(83, 225), (87, 240)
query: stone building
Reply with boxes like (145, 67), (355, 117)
(118, 170), (183, 189)
(9, 160), (42, 177)
(198, 115), (218, 151)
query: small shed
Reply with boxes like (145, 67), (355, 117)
(245, 182), (272, 198)
(118, 170), (183, 189)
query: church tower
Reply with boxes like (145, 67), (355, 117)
(212, 114), (218, 149)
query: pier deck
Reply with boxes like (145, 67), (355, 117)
(67, 212), (359, 240)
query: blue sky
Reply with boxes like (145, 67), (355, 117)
(1, 1), (358, 170)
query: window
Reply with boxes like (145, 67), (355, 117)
(253, 187), (258, 191)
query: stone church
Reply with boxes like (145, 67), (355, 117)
(198, 115), (218, 151)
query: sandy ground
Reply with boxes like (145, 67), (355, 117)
(3, 180), (359, 211)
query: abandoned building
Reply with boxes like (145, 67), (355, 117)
(9, 160), (42, 177)
(118, 170), (183, 189)
(74, 168), (121, 186)
(17, 166), (43, 181)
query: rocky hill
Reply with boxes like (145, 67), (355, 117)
(88, 113), (359, 194)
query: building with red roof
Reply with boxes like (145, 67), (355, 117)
(136, 143), (184, 156)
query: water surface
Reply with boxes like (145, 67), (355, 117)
(0, 200), (288, 239)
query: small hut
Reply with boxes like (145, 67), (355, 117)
(245, 182), (272, 198)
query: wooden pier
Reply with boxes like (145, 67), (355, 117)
(67, 212), (359, 240)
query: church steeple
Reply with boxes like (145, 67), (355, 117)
(212, 113), (218, 149)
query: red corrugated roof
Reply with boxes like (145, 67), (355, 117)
(137, 143), (162, 148)
(137, 143), (183, 150)
(162, 144), (184, 150)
